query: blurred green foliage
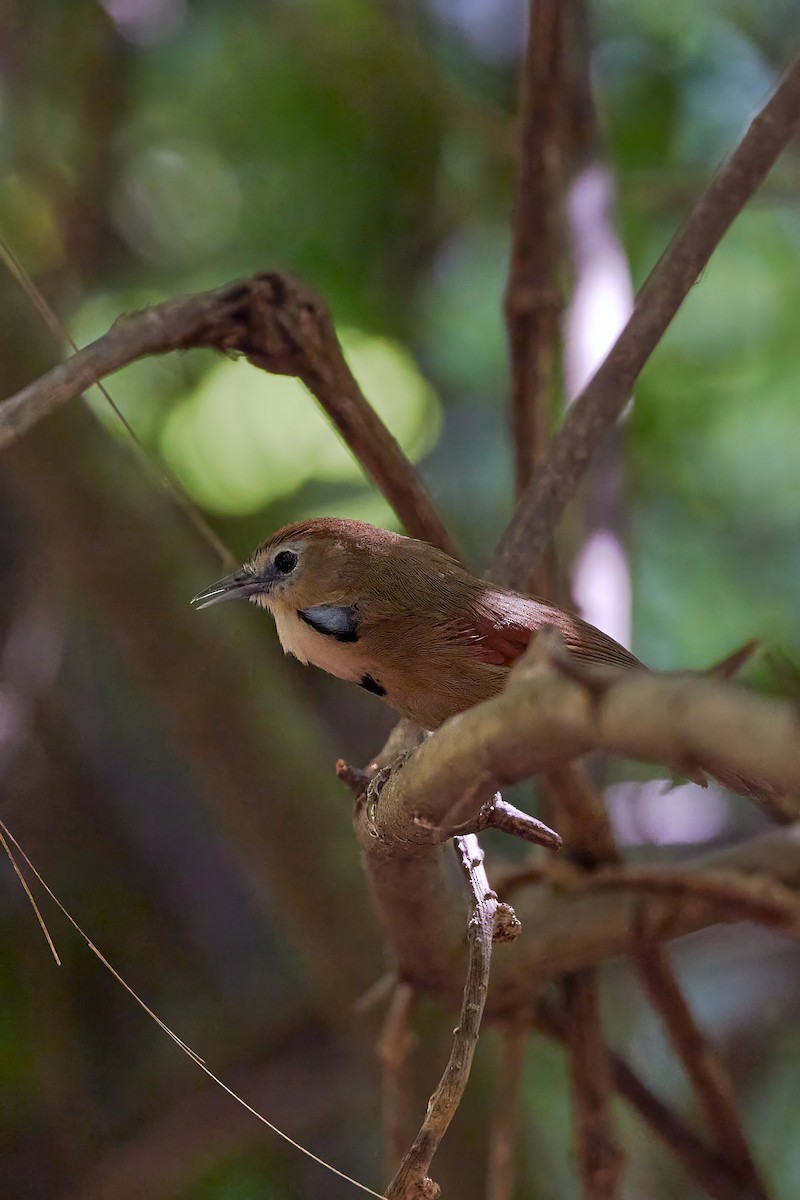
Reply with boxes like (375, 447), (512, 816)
(1, 1), (800, 1198)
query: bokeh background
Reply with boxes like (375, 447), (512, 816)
(1, 1), (800, 1197)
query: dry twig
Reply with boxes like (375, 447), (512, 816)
(472, 793), (561, 851)
(385, 836), (515, 1199)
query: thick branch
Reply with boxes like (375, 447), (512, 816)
(0, 272), (459, 557)
(492, 49), (800, 587)
(360, 634), (800, 851)
(356, 634), (800, 1008)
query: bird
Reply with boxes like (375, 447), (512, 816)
(191, 517), (643, 732)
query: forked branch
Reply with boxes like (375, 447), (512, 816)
(492, 48), (800, 588)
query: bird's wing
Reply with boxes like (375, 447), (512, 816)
(462, 591), (642, 671)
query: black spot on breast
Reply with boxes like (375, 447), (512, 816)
(359, 673), (386, 697)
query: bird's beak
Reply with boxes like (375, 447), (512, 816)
(191, 567), (266, 610)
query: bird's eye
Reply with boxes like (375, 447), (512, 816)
(274, 549), (298, 574)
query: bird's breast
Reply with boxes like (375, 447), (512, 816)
(270, 604), (368, 684)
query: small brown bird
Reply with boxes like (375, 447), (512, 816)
(191, 517), (642, 731)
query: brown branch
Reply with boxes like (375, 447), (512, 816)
(563, 972), (624, 1199)
(360, 632), (800, 852)
(589, 867), (800, 937)
(632, 930), (769, 1198)
(356, 634), (800, 1006)
(492, 48), (800, 588)
(537, 1002), (751, 1200)
(0, 271), (459, 557)
(542, 763), (619, 867)
(378, 983), (418, 1181)
(472, 793), (561, 851)
(505, 0), (566, 497)
(542, 745), (769, 1195)
(608, 1052), (753, 1200)
(385, 836), (510, 1200)
(486, 1017), (529, 1200)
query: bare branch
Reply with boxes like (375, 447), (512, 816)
(563, 972), (624, 1199)
(589, 867), (800, 937)
(607, 1052), (754, 1200)
(361, 634), (800, 852)
(543, 746), (770, 1193)
(486, 1018), (529, 1200)
(632, 931), (769, 1198)
(505, 0), (565, 496)
(492, 49), (800, 588)
(378, 983), (418, 1180)
(472, 793), (561, 851)
(385, 836), (506, 1200)
(538, 1002), (752, 1200)
(0, 272), (459, 557)
(542, 763), (619, 867)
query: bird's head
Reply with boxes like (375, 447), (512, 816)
(191, 518), (408, 613)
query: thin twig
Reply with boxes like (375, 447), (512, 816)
(385, 835), (509, 1200)
(474, 793), (562, 851)
(632, 928), (769, 1198)
(492, 48), (800, 588)
(563, 971), (625, 1199)
(589, 866), (800, 937)
(0, 271), (459, 557)
(505, 0), (566, 497)
(378, 983), (418, 1180)
(486, 1017), (529, 1200)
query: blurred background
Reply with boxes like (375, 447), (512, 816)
(1, 1), (799, 1197)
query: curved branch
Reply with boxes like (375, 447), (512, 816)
(363, 632), (800, 851)
(356, 633), (800, 1009)
(0, 272), (459, 557)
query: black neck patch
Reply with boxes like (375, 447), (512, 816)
(359, 673), (386, 697)
(298, 604), (360, 643)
